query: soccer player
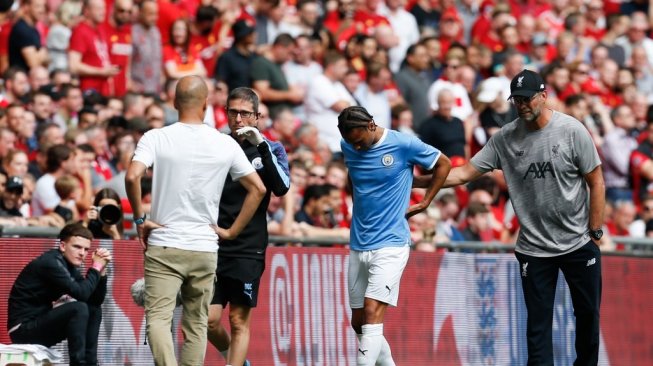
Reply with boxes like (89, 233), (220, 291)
(338, 106), (451, 365)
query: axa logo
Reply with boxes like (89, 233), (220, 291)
(523, 161), (556, 180)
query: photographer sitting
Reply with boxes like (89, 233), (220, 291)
(8, 223), (112, 366)
(84, 188), (124, 239)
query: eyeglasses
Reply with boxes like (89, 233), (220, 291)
(509, 93), (541, 105)
(227, 108), (257, 120)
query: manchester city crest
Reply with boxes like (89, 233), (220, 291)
(382, 154), (394, 166)
(252, 157), (263, 169)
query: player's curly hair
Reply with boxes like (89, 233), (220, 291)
(337, 106), (375, 134)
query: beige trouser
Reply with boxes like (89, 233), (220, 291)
(144, 245), (217, 366)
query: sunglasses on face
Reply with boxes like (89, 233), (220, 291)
(510, 92), (541, 105)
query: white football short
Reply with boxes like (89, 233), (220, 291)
(348, 245), (410, 308)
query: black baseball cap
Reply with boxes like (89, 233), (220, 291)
(509, 69), (546, 99)
(232, 20), (255, 42)
(6, 176), (23, 194)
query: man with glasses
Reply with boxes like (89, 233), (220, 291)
(440, 69), (605, 365)
(207, 87), (290, 366)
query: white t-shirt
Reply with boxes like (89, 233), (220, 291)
(283, 60), (323, 121)
(133, 122), (254, 252)
(382, 8), (420, 73)
(32, 173), (59, 216)
(427, 79), (473, 121)
(305, 74), (357, 152)
(354, 84), (391, 129)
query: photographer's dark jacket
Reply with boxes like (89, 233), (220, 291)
(8, 249), (108, 329)
(218, 137), (290, 263)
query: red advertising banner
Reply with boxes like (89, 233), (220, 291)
(1, 240), (652, 365)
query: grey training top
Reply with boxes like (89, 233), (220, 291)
(471, 110), (601, 257)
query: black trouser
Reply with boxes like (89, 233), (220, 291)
(515, 241), (602, 366)
(10, 301), (103, 366)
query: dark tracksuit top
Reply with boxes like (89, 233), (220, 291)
(8, 249), (108, 330)
(217, 137), (290, 268)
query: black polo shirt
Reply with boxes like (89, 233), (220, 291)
(9, 18), (41, 71)
(215, 46), (257, 91)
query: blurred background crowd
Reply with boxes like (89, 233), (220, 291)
(0, 0), (651, 251)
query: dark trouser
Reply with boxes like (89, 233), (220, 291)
(515, 241), (602, 366)
(10, 301), (103, 366)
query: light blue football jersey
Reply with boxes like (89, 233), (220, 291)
(341, 129), (440, 251)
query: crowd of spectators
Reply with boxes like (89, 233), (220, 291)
(0, 0), (652, 251)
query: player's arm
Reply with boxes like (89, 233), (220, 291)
(406, 153), (452, 218)
(584, 165), (605, 233)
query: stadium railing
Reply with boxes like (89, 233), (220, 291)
(1, 225), (651, 257)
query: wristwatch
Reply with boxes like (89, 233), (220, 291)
(589, 228), (603, 241)
(133, 214), (147, 225)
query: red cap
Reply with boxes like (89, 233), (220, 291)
(441, 7), (461, 22)
(480, 0), (495, 12)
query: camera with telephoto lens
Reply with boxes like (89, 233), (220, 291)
(96, 204), (122, 225)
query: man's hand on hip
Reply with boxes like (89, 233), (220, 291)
(137, 220), (163, 251)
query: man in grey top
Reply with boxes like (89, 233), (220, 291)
(437, 69), (605, 365)
(131, 0), (162, 94)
